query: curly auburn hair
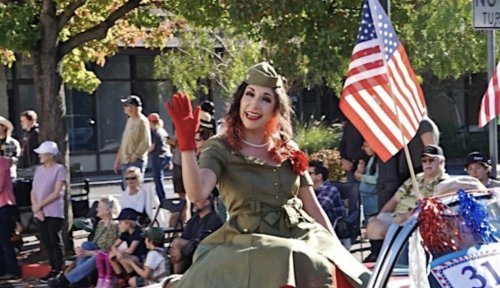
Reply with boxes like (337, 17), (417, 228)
(223, 82), (294, 161)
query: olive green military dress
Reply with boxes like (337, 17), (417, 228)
(172, 137), (370, 288)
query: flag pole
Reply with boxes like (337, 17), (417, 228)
(487, 30), (498, 178)
(380, 0), (389, 16)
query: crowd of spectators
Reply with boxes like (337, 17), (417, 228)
(1, 88), (498, 287)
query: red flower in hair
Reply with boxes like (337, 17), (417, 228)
(290, 150), (308, 175)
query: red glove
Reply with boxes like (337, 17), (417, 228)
(166, 92), (200, 151)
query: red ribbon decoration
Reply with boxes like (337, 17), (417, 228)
(418, 197), (463, 256)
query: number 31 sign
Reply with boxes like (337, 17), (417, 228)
(431, 242), (500, 288)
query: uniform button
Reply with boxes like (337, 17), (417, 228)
(274, 182), (278, 186)
(274, 196), (279, 199)
(272, 168), (277, 173)
(243, 228), (249, 233)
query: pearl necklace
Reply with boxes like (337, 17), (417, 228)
(241, 139), (268, 148)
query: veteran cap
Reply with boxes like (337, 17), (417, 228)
(421, 144), (444, 158)
(245, 62), (283, 88)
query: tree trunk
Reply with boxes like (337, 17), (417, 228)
(32, 0), (74, 255)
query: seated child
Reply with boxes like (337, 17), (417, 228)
(122, 227), (168, 287)
(109, 208), (147, 287)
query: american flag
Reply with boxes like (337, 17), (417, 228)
(478, 62), (500, 128)
(339, 0), (426, 162)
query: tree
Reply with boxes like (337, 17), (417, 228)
(156, 0), (489, 96)
(155, 27), (263, 98)
(0, 0), (174, 252)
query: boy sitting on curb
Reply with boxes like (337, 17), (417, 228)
(109, 208), (147, 287)
(122, 227), (168, 287)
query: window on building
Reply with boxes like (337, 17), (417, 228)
(66, 89), (96, 152)
(17, 84), (36, 114)
(95, 55), (130, 80)
(135, 55), (156, 79)
(96, 81), (131, 152)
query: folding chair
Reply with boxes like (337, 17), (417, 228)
(70, 163), (91, 218)
(329, 181), (361, 238)
(150, 198), (186, 244)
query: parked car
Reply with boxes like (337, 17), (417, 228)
(367, 191), (499, 288)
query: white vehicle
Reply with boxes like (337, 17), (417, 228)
(367, 191), (499, 288)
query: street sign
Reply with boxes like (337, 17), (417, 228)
(474, 0), (500, 29)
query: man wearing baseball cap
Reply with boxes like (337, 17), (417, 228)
(114, 95), (151, 191)
(465, 151), (500, 189)
(365, 144), (449, 262)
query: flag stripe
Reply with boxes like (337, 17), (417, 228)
(344, 62), (386, 88)
(339, 99), (396, 161)
(389, 47), (425, 116)
(387, 63), (421, 128)
(397, 47), (426, 112)
(357, 89), (412, 144)
(346, 59), (385, 79)
(478, 62), (500, 128)
(350, 85), (414, 144)
(339, 97), (398, 159)
(372, 85), (416, 139)
(357, 83), (414, 142)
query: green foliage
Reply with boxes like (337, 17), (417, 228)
(59, 36), (120, 93)
(0, 1), (41, 52)
(394, 0), (487, 80)
(0, 48), (15, 67)
(155, 0), (492, 97)
(62, 49), (102, 93)
(154, 27), (262, 98)
(0, 0), (494, 95)
(160, 0), (359, 92)
(0, 0), (174, 93)
(294, 119), (342, 155)
(128, 7), (164, 28)
(309, 148), (345, 182)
